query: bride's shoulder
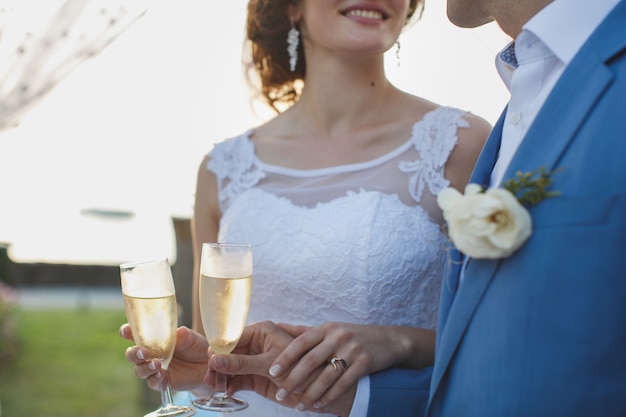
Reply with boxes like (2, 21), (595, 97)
(407, 96), (492, 149)
(204, 129), (258, 179)
(400, 92), (490, 132)
(453, 109), (492, 154)
(444, 109), (492, 191)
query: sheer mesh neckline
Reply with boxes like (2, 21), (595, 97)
(243, 116), (427, 178)
(208, 106), (468, 214)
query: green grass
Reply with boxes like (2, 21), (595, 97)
(0, 308), (160, 417)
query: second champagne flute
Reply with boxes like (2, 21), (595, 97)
(121, 258), (196, 417)
(193, 243), (253, 412)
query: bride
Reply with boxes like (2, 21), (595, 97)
(123, 0), (490, 415)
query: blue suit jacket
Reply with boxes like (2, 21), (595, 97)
(368, 2), (626, 416)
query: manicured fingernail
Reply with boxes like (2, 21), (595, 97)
(148, 361), (156, 371)
(295, 403), (306, 412)
(275, 388), (287, 401)
(136, 350), (145, 360)
(313, 401), (324, 409)
(269, 364), (282, 376)
(156, 371), (162, 379)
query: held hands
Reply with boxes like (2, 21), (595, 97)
(268, 322), (384, 411)
(205, 321), (312, 409)
(119, 321), (304, 403)
(210, 321), (434, 415)
(121, 320), (434, 415)
(119, 320), (338, 410)
(120, 323), (210, 395)
(268, 322), (434, 412)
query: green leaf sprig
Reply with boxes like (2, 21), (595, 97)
(501, 167), (561, 206)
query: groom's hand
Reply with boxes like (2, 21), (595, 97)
(207, 321), (355, 415)
(206, 321), (305, 407)
(207, 321), (290, 380)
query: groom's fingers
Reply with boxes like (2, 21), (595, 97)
(277, 322), (311, 337)
(211, 351), (278, 377)
(173, 326), (209, 362)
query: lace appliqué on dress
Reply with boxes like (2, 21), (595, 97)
(207, 130), (265, 213)
(400, 107), (469, 202)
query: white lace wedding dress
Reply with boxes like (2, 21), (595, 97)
(188, 106), (468, 417)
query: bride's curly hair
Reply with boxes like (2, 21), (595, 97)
(244, 0), (424, 112)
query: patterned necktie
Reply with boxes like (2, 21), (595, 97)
(499, 43), (519, 68)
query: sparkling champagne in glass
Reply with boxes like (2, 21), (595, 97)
(120, 258), (196, 417)
(193, 243), (252, 412)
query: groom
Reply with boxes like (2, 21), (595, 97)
(170, 0), (626, 415)
(368, 0), (626, 415)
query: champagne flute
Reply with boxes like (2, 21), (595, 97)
(120, 258), (197, 417)
(193, 243), (253, 412)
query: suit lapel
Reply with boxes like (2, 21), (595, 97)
(430, 113), (506, 395)
(469, 110), (505, 187)
(429, 3), (626, 409)
(430, 258), (500, 393)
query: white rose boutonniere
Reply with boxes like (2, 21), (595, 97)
(437, 168), (559, 259)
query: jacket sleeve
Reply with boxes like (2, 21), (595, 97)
(367, 366), (432, 417)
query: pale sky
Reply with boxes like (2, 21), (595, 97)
(0, 0), (511, 264)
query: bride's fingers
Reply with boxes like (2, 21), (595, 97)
(144, 370), (164, 391)
(299, 362), (359, 410)
(226, 375), (303, 409)
(275, 347), (338, 403)
(121, 324), (163, 391)
(119, 323), (133, 341)
(124, 345), (163, 385)
(124, 345), (150, 365)
(270, 327), (328, 377)
(135, 359), (161, 379)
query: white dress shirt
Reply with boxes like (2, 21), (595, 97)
(458, 0), (620, 285)
(490, 0), (620, 187)
(352, 0), (620, 415)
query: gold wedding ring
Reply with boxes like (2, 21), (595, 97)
(329, 357), (348, 373)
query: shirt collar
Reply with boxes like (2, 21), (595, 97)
(495, 0), (620, 88)
(524, 0), (620, 65)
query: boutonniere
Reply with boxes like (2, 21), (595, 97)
(437, 168), (560, 259)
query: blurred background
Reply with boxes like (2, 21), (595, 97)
(0, 0), (510, 266)
(0, 0), (511, 415)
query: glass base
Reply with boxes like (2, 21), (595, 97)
(193, 395), (248, 413)
(145, 404), (197, 417)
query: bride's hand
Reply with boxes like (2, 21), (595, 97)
(270, 322), (436, 412)
(121, 324), (210, 392)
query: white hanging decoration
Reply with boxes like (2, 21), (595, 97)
(0, 0), (149, 133)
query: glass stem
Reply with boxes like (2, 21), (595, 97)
(159, 369), (175, 409)
(214, 371), (228, 400)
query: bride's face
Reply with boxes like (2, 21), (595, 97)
(295, 0), (411, 58)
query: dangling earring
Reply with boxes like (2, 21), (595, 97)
(287, 20), (300, 72)
(395, 41), (401, 67)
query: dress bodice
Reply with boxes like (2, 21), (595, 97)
(200, 106), (468, 417)
(208, 106), (466, 330)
